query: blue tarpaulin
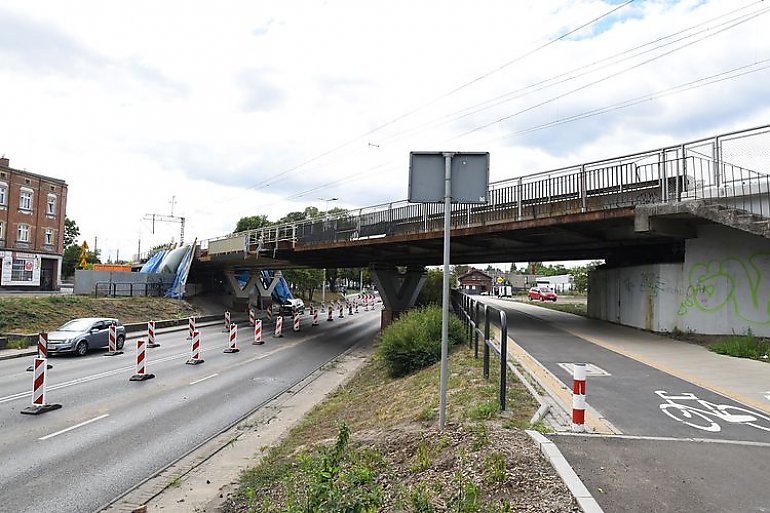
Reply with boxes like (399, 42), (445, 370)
(140, 250), (167, 273)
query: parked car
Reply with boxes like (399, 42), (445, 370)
(47, 317), (126, 356)
(279, 298), (305, 316)
(528, 286), (558, 302)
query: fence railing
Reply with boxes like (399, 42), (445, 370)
(94, 281), (165, 298)
(453, 290), (508, 411)
(201, 125), (770, 257)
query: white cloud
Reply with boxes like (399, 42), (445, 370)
(0, 0), (768, 262)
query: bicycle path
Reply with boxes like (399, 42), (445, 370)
(487, 299), (770, 442)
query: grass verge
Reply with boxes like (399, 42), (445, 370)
(222, 341), (580, 512)
(708, 332), (770, 363)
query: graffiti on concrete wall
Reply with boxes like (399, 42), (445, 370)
(640, 271), (665, 297)
(678, 253), (770, 324)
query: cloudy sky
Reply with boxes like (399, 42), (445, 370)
(1, 0), (769, 263)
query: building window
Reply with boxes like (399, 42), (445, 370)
(45, 228), (54, 245)
(0, 182), (6, 206)
(17, 224), (30, 242)
(20, 189), (33, 211)
(11, 259), (34, 282)
(0, 220), (4, 240)
(47, 194), (56, 215)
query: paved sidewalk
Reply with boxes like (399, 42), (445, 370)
(487, 298), (770, 416)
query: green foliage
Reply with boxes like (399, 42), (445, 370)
(234, 215), (271, 233)
(467, 401), (500, 421)
(483, 453), (507, 484)
(64, 217), (80, 247)
(408, 483), (436, 513)
(709, 331), (770, 362)
(377, 306), (466, 378)
(282, 268), (325, 302)
(416, 269), (445, 306)
(61, 244), (81, 278)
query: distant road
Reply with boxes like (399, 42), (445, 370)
(0, 311), (379, 513)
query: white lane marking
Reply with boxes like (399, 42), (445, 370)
(558, 362), (611, 377)
(38, 414), (110, 441)
(190, 373), (218, 385)
(765, 391), (770, 402)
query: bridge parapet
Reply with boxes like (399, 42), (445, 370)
(202, 125), (770, 260)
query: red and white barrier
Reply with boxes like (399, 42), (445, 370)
(129, 339), (155, 381)
(572, 363), (587, 432)
(327, 305), (334, 322)
(20, 357), (62, 415)
(364, 298), (369, 311)
(312, 308), (319, 326)
(188, 316), (196, 340)
(224, 323), (240, 353)
(223, 311), (231, 332)
(253, 319), (263, 345)
(293, 312), (301, 332)
(186, 330), (204, 364)
(27, 333), (53, 371)
(338, 303), (344, 319)
(266, 307), (273, 324)
(348, 302), (353, 315)
(274, 315), (284, 338)
(249, 308), (255, 326)
(355, 302), (359, 314)
(147, 320), (160, 348)
(104, 323), (124, 356)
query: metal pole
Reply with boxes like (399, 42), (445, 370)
(439, 152), (453, 430)
(322, 268), (327, 303)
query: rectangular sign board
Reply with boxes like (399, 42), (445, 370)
(408, 152), (489, 204)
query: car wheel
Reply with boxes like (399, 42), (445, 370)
(75, 341), (88, 356)
(528, 296), (533, 301)
(540, 297), (545, 302)
(116, 335), (125, 350)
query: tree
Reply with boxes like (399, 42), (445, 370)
(234, 215), (271, 233)
(570, 261), (601, 294)
(416, 269), (445, 306)
(64, 217), (80, 247)
(282, 268), (324, 301)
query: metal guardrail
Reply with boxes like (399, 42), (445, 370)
(453, 290), (508, 411)
(94, 282), (165, 298)
(202, 125), (770, 257)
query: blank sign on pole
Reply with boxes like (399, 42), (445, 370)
(408, 152), (489, 204)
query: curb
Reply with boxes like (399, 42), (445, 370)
(526, 430), (604, 513)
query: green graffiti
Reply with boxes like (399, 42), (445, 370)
(678, 253), (770, 324)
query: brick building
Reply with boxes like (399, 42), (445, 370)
(457, 269), (493, 295)
(0, 157), (68, 290)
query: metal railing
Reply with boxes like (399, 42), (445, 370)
(202, 125), (770, 256)
(453, 290), (508, 411)
(94, 281), (165, 298)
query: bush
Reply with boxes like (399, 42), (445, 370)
(378, 305), (466, 377)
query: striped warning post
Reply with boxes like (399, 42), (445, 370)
(312, 308), (319, 326)
(327, 305), (334, 322)
(348, 302), (353, 315)
(20, 357), (62, 415)
(249, 308), (255, 326)
(104, 323), (124, 356)
(338, 303), (344, 318)
(222, 310), (231, 332)
(147, 320), (160, 348)
(253, 319), (263, 345)
(293, 312), (301, 332)
(266, 306), (273, 325)
(274, 315), (284, 337)
(186, 330), (204, 364)
(27, 333), (53, 371)
(129, 339), (155, 381)
(187, 316), (196, 340)
(571, 363), (587, 432)
(355, 302), (359, 314)
(224, 323), (240, 353)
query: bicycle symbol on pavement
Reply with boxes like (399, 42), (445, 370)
(655, 390), (770, 433)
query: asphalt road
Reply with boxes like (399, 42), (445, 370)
(483, 299), (770, 513)
(0, 310), (380, 513)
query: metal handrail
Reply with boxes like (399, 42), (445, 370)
(453, 290), (508, 411)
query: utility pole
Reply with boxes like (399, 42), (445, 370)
(143, 197), (186, 244)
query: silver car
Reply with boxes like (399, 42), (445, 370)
(47, 317), (126, 356)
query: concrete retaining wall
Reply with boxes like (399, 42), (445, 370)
(74, 270), (175, 296)
(589, 225), (770, 336)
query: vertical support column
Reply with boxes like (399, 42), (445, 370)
(517, 177), (523, 219)
(370, 264), (427, 329)
(580, 165), (587, 213)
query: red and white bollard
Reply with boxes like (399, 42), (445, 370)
(572, 363), (587, 432)
(327, 305), (334, 322)
(348, 302), (353, 315)
(293, 311), (301, 332)
(223, 311), (231, 332)
(224, 323), (240, 353)
(147, 320), (160, 348)
(338, 303), (344, 319)
(266, 306), (273, 325)
(187, 316), (196, 340)
(20, 357), (62, 415)
(27, 333), (53, 371)
(129, 339), (155, 381)
(104, 323), (124, 356)
(253, 319), (263, 345)
(312, 308), (319, 326)
(355, 302), (359, 314)
(249, 308), (255, 326)
(364, 297), (369, 311)
(274, 315), (284, 337)
(186, 330), (204, 365)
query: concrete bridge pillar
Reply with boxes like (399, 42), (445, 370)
(223, 269), (282, 309)
(370, 264), (427, 329)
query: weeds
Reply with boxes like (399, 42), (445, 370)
(709, 331), (770, 362)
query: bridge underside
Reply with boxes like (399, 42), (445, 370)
(196, 207), (696, 273)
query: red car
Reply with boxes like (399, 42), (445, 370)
(528, 286), (557, 302)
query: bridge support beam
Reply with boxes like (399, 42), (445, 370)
(370, 265), (427, 329)
(223, 270), (282, 309)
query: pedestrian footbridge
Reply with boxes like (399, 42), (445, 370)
(193, 125), (770, 336)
